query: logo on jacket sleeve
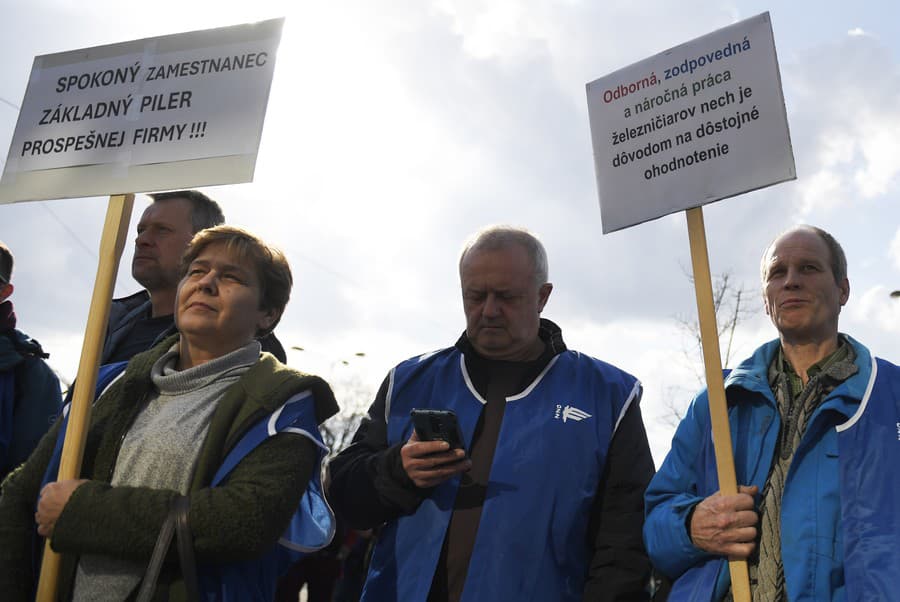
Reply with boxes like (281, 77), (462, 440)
(554, 404), (592, 423)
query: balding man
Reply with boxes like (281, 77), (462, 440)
(329, 225), (654, 602)
(645, 226), (900, 601)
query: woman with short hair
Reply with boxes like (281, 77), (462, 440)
(0, 225), (339, 601)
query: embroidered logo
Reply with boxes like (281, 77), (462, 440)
(555, 404), (592, 423)
(896, 422), (900, 441)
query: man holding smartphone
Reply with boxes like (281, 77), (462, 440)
(328, 226), (655, 602)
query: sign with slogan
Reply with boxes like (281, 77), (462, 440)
(586, 12), (795, 233)
(0, 17), (284, 204)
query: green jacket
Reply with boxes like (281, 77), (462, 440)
(0, 336), (338, 601)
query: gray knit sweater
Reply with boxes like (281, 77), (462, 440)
(73, 341), (261, 601)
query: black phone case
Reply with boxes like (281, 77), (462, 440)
(410, 409), (465, 450)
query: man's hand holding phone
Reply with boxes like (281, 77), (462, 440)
(401, 431), (470, 488)
(402, 409), (471, 488)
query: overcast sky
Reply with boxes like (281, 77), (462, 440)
(1, 0), (899, 463)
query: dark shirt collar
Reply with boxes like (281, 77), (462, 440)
(454, 319), (566, 397)
(770, 334), (857, 396)
(454, 317), (567, 358)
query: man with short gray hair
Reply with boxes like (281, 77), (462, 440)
(329, 225), (654, 602)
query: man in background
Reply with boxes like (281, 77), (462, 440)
(102, 190), (286, 364)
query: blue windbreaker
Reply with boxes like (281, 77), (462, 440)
(644, 336), (900, 601)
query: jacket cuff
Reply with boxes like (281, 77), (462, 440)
(671, 497), (713, 574)
(50, 480), (107, 553)
(646, 495), (712, 579)
(374, 443), (429, 513)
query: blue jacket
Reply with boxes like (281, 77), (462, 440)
(102, 291), (157, 365)
(362, 347), (641, 602)
(644, 336), (900, 601)
(836, 353), (900, 600)
(0, 328), (61, 481)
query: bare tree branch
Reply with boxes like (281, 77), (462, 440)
(316, 370), (375, 459)
(665, 270), (758, 426)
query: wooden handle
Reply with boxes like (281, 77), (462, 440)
(36, 193), (134, 601)
(685, 206), (751, 602)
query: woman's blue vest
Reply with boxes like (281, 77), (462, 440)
(362, 347), (640, 602)
(40, 362), (334, 601)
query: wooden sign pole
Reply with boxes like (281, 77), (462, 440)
(685, 206), (751, 602)
(36, 193), (134, 601)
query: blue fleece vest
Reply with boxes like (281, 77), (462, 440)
(198, 388), (334, 600)
(40, 362), (334, 601)
(837, 357), (900, 601)
(362, 348), (640, 602)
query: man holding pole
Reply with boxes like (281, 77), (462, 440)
(644, 225), (900, 601)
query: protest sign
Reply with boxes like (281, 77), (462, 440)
(0, 17), (283, 204)
(586, 12), (794, 233)
(586, 13), (797, 600)
(7, 18), (285, 597)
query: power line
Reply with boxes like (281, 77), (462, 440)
(0, 96), (18, 111)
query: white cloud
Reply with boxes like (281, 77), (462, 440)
(781, 34), (900, 219)
(853, 108), (900, 198)
(843, 285), (900, 362)
(433, 0), (550, 63)
(797, 162), (848, 214)
(890, 228), (900, 271)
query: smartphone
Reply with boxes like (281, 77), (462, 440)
(410, 409), (465, 451)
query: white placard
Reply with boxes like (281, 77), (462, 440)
(0, 18), (283, 204)
(586, 12), (795, 233)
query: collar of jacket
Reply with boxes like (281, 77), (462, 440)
(453, 317), (568, 357)
(112, 335), (339, 489)
(724, 334), (873, 419)
(0, 328), (49, 369)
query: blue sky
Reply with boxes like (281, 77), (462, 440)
(1, 0), (898, 462)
